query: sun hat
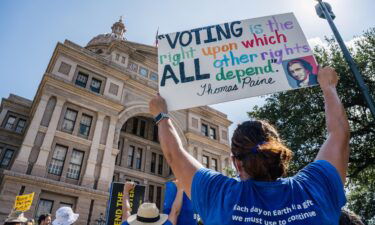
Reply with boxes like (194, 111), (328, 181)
(127, 203), (168, 225)
(5, 210), (28, 223)
(52, 207), (79, 225)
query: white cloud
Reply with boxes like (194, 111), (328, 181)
(308, 37), (327, 49)
(307, 36), (364, 51)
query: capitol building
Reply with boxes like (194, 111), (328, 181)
(0, 19), (232, 224)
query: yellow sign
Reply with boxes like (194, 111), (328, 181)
(14, 193), (34, 212)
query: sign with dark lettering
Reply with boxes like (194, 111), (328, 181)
(105, 182), (145, 225)
(158, 13), (318, 110)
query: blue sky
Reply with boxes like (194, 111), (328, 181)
(0, 0), (374, 135)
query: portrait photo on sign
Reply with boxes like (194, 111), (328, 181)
(282, 55), (318, 88)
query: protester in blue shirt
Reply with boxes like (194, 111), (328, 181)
(122, 181), (184, 225)
(149, 67), (350, 224)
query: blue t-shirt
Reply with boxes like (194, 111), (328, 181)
(121, 220), (172, 225)
(192, 160), (346, 225)
(164, 181), (198, 225)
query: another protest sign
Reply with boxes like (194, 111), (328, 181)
(14, 192), (34, 212)
(158, 13), (318, 110)
(106, 182), (145, 225)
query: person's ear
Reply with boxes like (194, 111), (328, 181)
(232, 157), (243, 176)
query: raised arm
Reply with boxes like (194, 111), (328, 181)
(168, 180), (184, 225)
(122, 182), (135, 221)
(149, 94), (203, 197)
(315, 67), (350, 183)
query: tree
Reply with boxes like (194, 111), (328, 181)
(248, 28), (375, 223)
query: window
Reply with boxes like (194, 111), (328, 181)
(48, 145), (68, 176)
(132, 118), (138, 135)
(58, 62), (72, 75)
(62, 109), (78, 133)
(139, 67), (149, 77)
(131, 118), (148, 139)
(15, 119), (26, 133)
(135, 148), (143, 170)
(201, 124), (208, 137)
(151, 153), (156, 173)
(121, 56), (126, 64)
(139, 120), (146, 138)
(202, 155), (209, 168)
(210, 127), (217, 140)
(128, 62), (138, 73)
(115, 54), (120, 61)
(212, 158), (218, 171)
(152, 125), (158, 142)
(158, 155), (164, 175)
(156, 186), (162, 209)
(0, 149), (15, 168)
(79, 114), (92, 137)
(150, 72), (158, 81)
(75, 72), (88, 88)
(35, 199), (53, 219)
(127, 145), (135, 168)
(90, 78), (102, 93)
(67, 150), (84, 180)
(148, 185), (154, 202)
(4, 116), (16, 130)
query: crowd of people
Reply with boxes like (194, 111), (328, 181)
(2, 67), (367, 225)
(3, 207), (78, 225)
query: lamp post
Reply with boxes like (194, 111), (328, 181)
(95, 213), (106, 225)
(315, 0), (375, 118)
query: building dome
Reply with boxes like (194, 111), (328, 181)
(86, 17), (126, 47)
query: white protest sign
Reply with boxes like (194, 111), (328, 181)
(158, 13), (318, 111)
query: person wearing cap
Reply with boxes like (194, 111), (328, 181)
(4, 211), (28, 225)
(149, 67), (349, 224)
(51, 207), (79, 225)
(122, 181), (183, 225)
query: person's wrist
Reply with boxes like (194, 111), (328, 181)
(321, 85), (336, 93)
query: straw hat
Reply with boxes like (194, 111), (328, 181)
(127, 203), (168, 225)
(5, 210), (28, 223)
(52, 207), (79, 225)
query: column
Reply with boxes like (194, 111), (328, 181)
(0, 108), (8, 126)
(97, 116), (117, 191)
(22, 186), (42, 220)
(31, 97), (65, 176)
(81, 113), (105, 188)
(75, 196), (91, 225)
(12, 95), (50, 173)
(197, 147), (203, 163)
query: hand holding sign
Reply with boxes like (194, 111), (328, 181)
(149, 93), (168, 117)
(124, 182), (136, 194)
(317, 67), (339, 90)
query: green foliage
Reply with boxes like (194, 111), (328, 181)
(224, 166), (237, 178)
(248, 28), (375, 223)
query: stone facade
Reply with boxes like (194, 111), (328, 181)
(0, 19), (232, 224)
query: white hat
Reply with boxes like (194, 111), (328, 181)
(127, 203), (168, 225)
(5, 210), (28, 223)
(52, 207), (79, 225)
